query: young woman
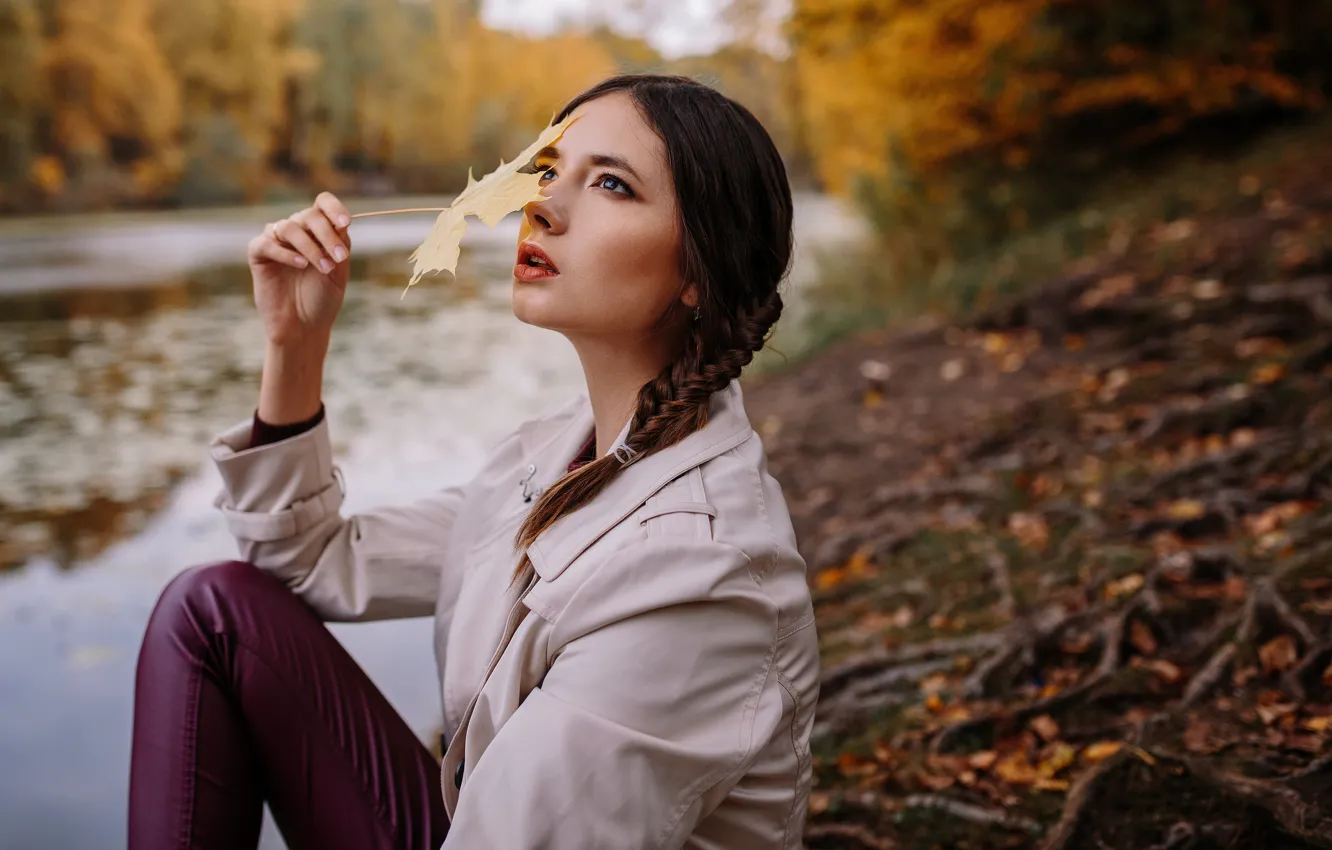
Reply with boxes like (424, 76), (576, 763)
(128, 74), (819, 850)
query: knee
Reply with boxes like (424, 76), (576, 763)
(146, 561), (281, 641)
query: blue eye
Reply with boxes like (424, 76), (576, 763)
(596, 174), (633, 196)
(537, 166), (556, 182)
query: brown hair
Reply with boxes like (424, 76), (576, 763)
(513, 74), (793, 579)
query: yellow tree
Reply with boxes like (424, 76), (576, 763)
(789, 0), (1321, 195)
(42, 0), (181, 202)
(152, 0), (313, 203)
(0, 0), (45, 206)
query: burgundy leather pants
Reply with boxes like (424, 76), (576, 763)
(128, 561), (449, 849)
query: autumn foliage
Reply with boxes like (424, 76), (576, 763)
(790, 0), (1331, 194)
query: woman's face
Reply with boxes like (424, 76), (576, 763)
(511, 92), (692, 340)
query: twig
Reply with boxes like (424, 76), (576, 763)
(984, 545), (1017, 620)
(803, 823), (896, 850)
(349, 207), (449, 219)
(1283, 639), (1332, 700)
(1146, 822), (1198, 850)
(902, 793), (1043, 834)
(1037, 749), (1132, 850)
(1181, 642), (1237, 707)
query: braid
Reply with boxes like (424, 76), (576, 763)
(510, 290), (784, 581)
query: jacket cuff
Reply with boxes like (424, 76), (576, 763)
(210, 416), (343, 540)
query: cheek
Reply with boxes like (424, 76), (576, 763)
(583, 212), (681, 309)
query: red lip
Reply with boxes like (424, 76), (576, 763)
(515, 241), (560, 281)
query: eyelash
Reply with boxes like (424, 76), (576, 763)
(537, 166), (635, 198)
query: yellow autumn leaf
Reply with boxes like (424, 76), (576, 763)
(1081, 741), (1123, 763)
(1038, 742), (1077, 778)
(407, 111), (579, 287)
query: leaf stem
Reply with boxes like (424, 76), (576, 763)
(349, 207), (449, 219)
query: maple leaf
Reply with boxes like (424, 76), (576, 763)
(407, 112), (579, 287)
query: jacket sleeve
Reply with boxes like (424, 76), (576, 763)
(444, 540), (783, 850)
(209, 416), (463, 622)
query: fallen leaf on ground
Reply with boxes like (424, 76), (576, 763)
(1256, 702), (1298, 726)
(1105, 572), (1145, 599)
(995, 752), (1039, 785)
(1082, 741), (1123, 763)
(969, 750), (998, 770)
(1130, 620), (1159, 655)
(1251, 362), (1287, 384)
(808, 791), (831, 816)
(1030, 714), (1060, 742)
(1184, 718), (1214, 753)
(1258, 634), (1299, 674)
(1008, 512), (1051, 550)
(1038, 742), (1077, 778)
(1302, 716), (1331, 733)
(1131, 657), (1183, 683)
(1165, 499), (1206, 520)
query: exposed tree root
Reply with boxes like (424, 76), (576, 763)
(1172, 753), (1332, 848)
(803, 822), (897, 850)
(1036, 749), (1133, 850)
(935, 584), (1149, 752)
(903, 793), (1043, 834)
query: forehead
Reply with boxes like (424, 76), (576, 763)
(559, 92), (670, 183)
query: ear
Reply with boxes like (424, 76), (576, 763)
(680, 283), (700, 310)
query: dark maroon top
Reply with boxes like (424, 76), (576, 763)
(249, 407), (598, 472)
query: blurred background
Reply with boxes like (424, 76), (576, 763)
(1, 0), (1331, 847)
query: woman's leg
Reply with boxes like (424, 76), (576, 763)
(128, 561), (448, 850)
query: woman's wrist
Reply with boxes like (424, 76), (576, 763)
(257, 339), (327, 425)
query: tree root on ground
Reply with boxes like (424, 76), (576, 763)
(1036, 749), (1133, 850)
(934, 584), (1152, 753)
(803, 822), (897, 850)
(902, 793), (1043, 834)
(1181, 575), (1317, 707)
(1165, 751), (1332, 848)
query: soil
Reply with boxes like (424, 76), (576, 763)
(743, 150), (1332, 848)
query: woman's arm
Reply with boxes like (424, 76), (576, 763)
(210, 414), (464, 622)
(208, 192), (460, 621)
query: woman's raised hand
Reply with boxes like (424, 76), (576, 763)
(248, 192), (352, 349)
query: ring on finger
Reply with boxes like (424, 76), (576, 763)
(268, 220), (287, 243)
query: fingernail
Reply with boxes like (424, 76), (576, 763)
(333, 247), (347, 262)
(338, 215), (350, 228)
(293, 256), (308, 268)
(318, 259), (333, 274)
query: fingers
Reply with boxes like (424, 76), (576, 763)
(249, 233), (310, 270)
(255, 193), (352, 273)
(296, 206), (348, 268)
(315, 191), (351, 231)
(272, 217), (331, 273)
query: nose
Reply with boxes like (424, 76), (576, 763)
(523, 183), (566, 235)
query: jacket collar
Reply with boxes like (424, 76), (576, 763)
(522, 380), (754, 582)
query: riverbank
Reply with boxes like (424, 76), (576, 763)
(744, 132), (1332, 847)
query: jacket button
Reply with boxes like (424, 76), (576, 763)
(454, 759), (465, 789)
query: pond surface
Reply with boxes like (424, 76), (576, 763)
(0, 195), (863, 848)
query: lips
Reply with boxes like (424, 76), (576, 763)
(515, 241), (559, 276)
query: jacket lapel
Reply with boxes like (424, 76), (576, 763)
(526, 380), (754, 582)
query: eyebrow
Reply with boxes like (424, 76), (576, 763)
(533, 146), (643, 184)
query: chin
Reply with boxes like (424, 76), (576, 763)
(510, 282), (563, 330)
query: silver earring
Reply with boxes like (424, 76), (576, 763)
(692, 305), (701, 321)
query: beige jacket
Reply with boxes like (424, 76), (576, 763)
(209, 380), (819, 849)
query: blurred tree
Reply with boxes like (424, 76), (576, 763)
(0, 0), (44, 206)
(790, 0), (1331, 194)
(152, 0), (312, 203)
(42, 0), (180, 206)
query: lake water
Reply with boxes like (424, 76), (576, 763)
(0, 195), (863, 848)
